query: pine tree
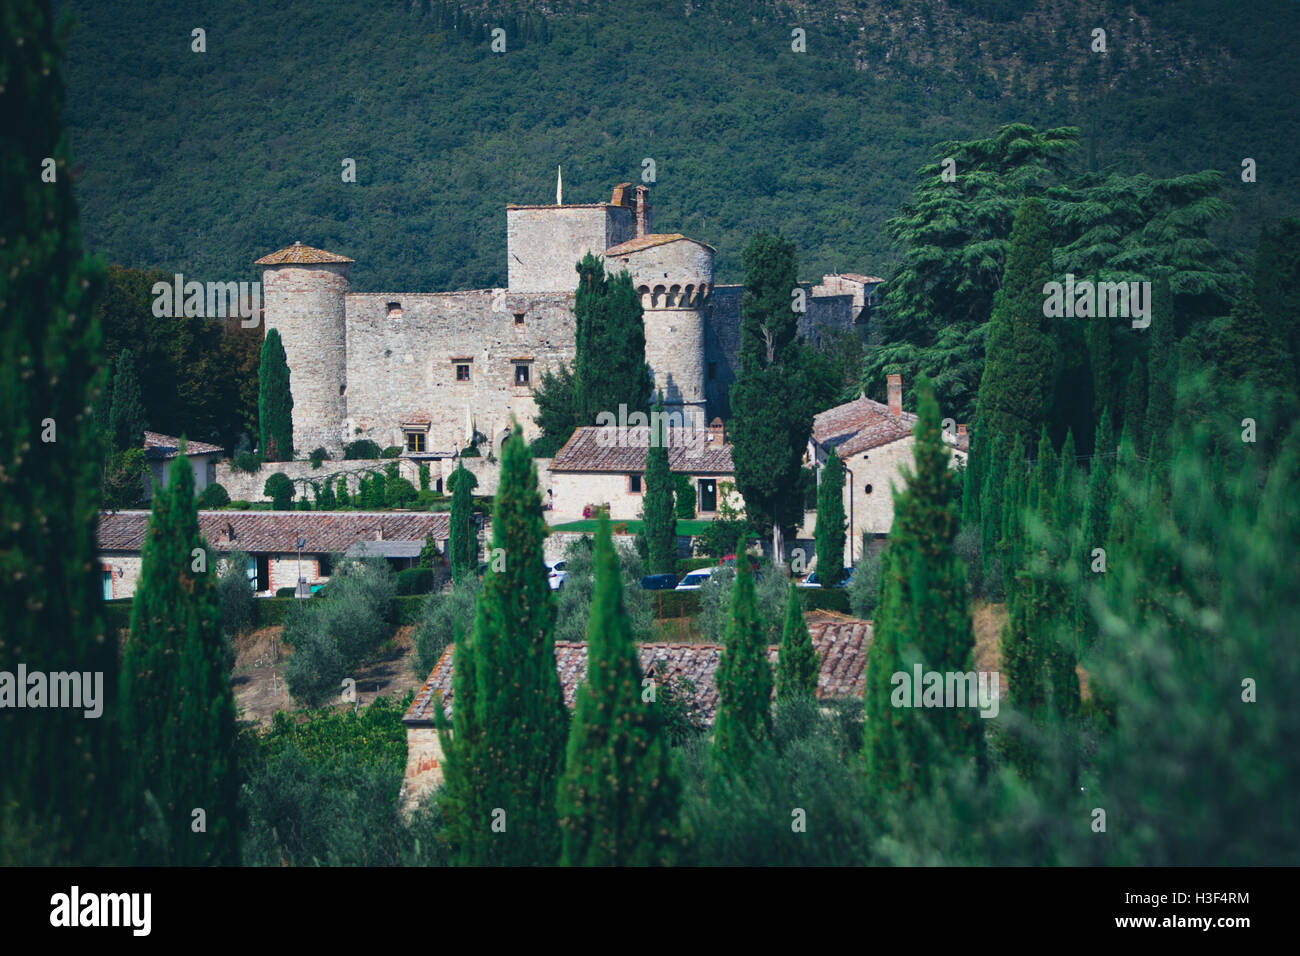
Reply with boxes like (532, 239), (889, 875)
(1251, 217), (1300, 385)
(776, 584), (818, 699)
(108, 347), (147, 451)
(642, 393), (676, 575)
(1085, 281), (1114, 428)
(448, 460), (478, 582)
(814, 448), (846, 586)
(120, 448), (239, 864)
(0, 0), (119, 863)
(712, 564), (773, 778)
(863, 377), (984, 797)
(975, 197), (1055, 450)
(439, 424), (567, 865)
(557, 514), (681, 865)
(258, 327), (294, 462)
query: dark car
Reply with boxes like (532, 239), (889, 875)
(640, 573), (679, 590)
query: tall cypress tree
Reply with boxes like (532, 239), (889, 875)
(1144, 277), (1177, 465)
(712, 565), (773, 778)
(108, 347), (147, 451)
(258, 327), (293, 462)
(1123, 354), (1148, 456)
(572, 253), (651, 426)
(448, 460), (478, 582)
(120, 447), (240, 864)
(863, 377), (984, 797)
(776, 584), (818, 699)
(439, 424), (567, 865)
(557, 514), (681, 865)
(0, 0), (120, 864)
(642, 393), (676, 575)
(975, 197), (1055, 451)
(815, 448), (846, 586)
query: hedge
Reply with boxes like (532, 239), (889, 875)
(648, 590), (701, 619)
(798, 588), (852, 614)
(396, 567), (434, 595)
(676, 557), (715, 576)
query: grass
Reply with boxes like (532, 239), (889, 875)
(551, 518), (712, 536)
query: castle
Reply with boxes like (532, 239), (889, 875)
(254, 182), (879, 461)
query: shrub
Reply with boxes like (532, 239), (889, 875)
(309, 447), (330, 469)
(848, 547), (884, 620)
(417, 463), (430, 491)
(552, 535), (655, 645)
(232, 452), (263, 474)
(217, 551), (255, 637)
(953, 525), (982, 597)
(459, 445), (480, 458)
(275, 587), (297, 598)
(198, 482), (230, 509)
(229, 499), (251, 510)
(263, 471), (294, 510)
(676, 557), (715, 576)
(673, 473), (696, 519)
(381, 445), (402, 459)
(343, 439), (382, 460)
(697, 565), (790, 645)
(396, 567), (434, 595)
(385, 476), (418, 508)
(412, 577), (480, 677)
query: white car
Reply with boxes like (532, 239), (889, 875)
(546, 560), (567, 591)
(675, 566), (724, 590)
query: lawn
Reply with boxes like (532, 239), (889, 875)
(551, 518), (713, 536)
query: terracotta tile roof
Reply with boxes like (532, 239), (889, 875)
(604, 233), (688, 255)
(142, 431), (223, 459)
(549, 426), (734, 474)
(834, 273), (886, 284)
(811, 396), (968, 457)
(98, 510), (449, 554)
(254, 241), (354, 265)
(403, 616), (872, 726)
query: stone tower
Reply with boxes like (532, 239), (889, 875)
(254, 242), (353, 458)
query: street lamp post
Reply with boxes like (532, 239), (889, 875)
(296, 530), (306, 598)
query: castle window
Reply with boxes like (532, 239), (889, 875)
(455, 364), (471, 381)
(514, 312), (525, 326)
(628, 474), (642, 494)
(404, 431), (427, 453)
(514, 362), (531, 386)
(865, 483), (873, 494)
(386, 302), (403, 319)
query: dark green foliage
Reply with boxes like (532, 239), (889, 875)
(711, 566), (773, 778)
(343, 439), (382, 460)
(531, 363), (580, 457)
(263, 471), (294, 510)
(573, 252), (652, 427)
(232, 451), (262, 473)
(848, 546), (884, 619)
(258, 328), (293, 462)
(815, 449), (846, 587)
(1122, 353), (1148, 455)
(418, 533), (439, 569)
(643, 394), (676, 575)
(335, 474), (350, 507)
(557, 515), (681, 865)
(101, 446), (147, 510)
(312, 477), (336, 511)
(1144, 278), (1177, 465)
(738, 231), (801, 372)
(1251, 217), (1300, 384)
(216, 551), (254, 638)
(975, 197), (1054, 450)
(108, 347), (147, 451)
(395, 567), (434, 595)
(418, 462), (430, 491)
(447, 460), (478, 583)
(673, 473), (696, 519)
(863, 377), (984, 800)
(776, 585), (818, 700)
(198, 482), (230, 508)
(0, 0), (119, 863)
(309, 447), (329, 469)
(121, 451), (240, 864)
(385, 476), (418, 508)
(553, 535), (654, 646)
(439, 425), (567, 866)
(412, 577), (479, 678)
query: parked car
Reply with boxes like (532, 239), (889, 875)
(675, 566), (724, 590)
(546, 560), (567, 591)
(798, 568), (854, 589)
(640, 572), (679, 590)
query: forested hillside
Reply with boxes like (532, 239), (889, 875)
(58, 0), (1299, 291)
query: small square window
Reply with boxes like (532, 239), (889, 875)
(456, 364), (470, 381)
(514, 363), (531, 386)
(628, 473), (642, 494)
(514, 312), (525, 326)
(386, 302), (403, 319)
(405, 431), (426, 453)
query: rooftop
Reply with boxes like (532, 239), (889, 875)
(550, 425), (735, 474)
(811, 395), (969, 457)
(603, 233), (716, 256)
(142, 431), (223, 459)
(403, 612), (872, 726)
(254, 241), (354, 266)
(98, 510), (450, 554)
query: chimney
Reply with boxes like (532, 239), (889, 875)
(634, 185), (652, 237)
(887, 374), (903, 416)
(374, 524), (384, 541)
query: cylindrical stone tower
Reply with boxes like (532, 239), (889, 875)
(254, 242), (352, 458)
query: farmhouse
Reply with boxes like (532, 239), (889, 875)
(96, 509), (450, 600)
(808, 374), (968, 563)
(398, 614), (872, 812)
(142, 431), (224, 498)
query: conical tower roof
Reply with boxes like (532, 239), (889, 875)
(254, 240), (353, 265)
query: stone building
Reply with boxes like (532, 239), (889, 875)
(808, 374), (968, 564)
(254, 183), (875, 462)
(142, 431), (224, 498)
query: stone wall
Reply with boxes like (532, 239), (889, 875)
(343, 290), (575, 457)
(215, 457), (413, 502)
(100, 554), (142, 600)
(400, 726), (445, 815)
(506, 204), (634, 292)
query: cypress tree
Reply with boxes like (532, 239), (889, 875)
(0, 0), (120, 863)
(1144, 277), (1177, 465)
(814, 448), (847, 586)
(960, 420), (984, 530)
(335, 474), (350, 508)
(258, 327), (294, 462)
(572, 253), (651, 427)
(979, 430), (1008, 590)
(121, 447), (239, 864)
(440, 424), (567, 865)
(712, 564), (773, 778)
(776, 584), (818, 699)
(1085, 275), (1114, 428)
(863, 377), (984, 797)
(1123, 354), (1148, 456)
(557, 514), (681, 865)
(438, 618), (487, 862)
(1251, 217), (1300, 385)
(448, 460), (478, 582)
(975, 198), (1055, 451)
(108, 347), (147, 451)
(642, 393), (676, 574)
